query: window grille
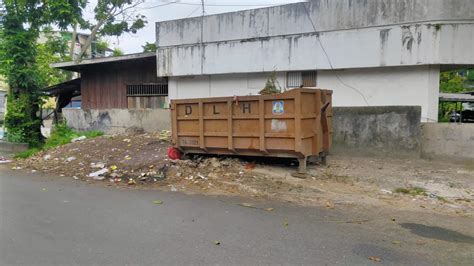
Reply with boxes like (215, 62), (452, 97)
(286, 71), (317, 87)
(126, 83), (168, 96)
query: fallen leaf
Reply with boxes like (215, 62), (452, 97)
(368, 256), (381, 262)
(391, 240), (401, 245)
(325, 201), (335, 209)
(265, 208), (274, 212)
(110, 165), (118, 170)
(152, 200), (163, 205)
(283, 221), (289, 227)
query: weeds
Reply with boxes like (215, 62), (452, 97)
(14, 148), (41, 159)
(14, 123), (103, 159)
(395, 187), (427, 196)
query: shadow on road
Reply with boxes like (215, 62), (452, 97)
(400, 223), (474, 244)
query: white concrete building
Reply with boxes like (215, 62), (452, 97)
(157, 0), (473, 122)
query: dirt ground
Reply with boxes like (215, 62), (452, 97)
(13, 133), (474, 217)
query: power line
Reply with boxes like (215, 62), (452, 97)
(300, 2), (370, 106)
(143, 1), (290, 9)
(185, 6), (202, 17)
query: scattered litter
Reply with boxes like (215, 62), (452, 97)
(344, 219), (369, 224)
(128, 178), (137, 185)
(283, 221), (289, 227)
(72, 176), (79, 180)
(110, 165), (118, 170)
(158, 130), (171, 140)
(213, 241), (221, 245)
(88, 168), (109, 180)
(122, 138), (131, 143)
(167, 147), (182, 160)
(90, 162), (105, 169)
(65, 156), (76, 162)
(391, 240), (401, 245)
(31, 170), (37, 173)
(380, 189), (392, 194)
(43, 154), (52, 161)
(42, 188), (46, 191)
(325, 201), (335, 209)
(0, 156), (12, 164)
(237, 203), (275, 212)
(170, 185), (178, 192)
(239, 202), (254, 208)
(12, 166), (22, 170)
(152, 200), (163, 205)
(368, 256), (381, 262)
(456, 170), (469, 174)
(71, 136), (87, 142)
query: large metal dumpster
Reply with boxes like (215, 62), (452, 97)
(170, 88), (332, 172)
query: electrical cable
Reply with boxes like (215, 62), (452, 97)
(185, 6), (202, 17)
(142, 0), (291, 9)
(300, 2), (370, 106)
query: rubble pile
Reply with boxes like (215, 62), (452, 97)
(16, 133), (172, 185)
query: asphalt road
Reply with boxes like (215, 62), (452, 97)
(1, 168), (473, 265)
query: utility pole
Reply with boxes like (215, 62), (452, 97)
(201, 0), (205, 16)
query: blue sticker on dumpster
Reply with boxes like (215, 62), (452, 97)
(272, 101), (284, 114)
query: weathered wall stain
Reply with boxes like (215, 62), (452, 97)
(331, 106), (422, 158)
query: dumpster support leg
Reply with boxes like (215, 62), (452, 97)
(298, 157), (307, 174)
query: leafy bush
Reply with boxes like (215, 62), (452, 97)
(15, 123), (103, 158)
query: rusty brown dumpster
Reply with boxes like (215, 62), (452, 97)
(170, 88), (332, 172)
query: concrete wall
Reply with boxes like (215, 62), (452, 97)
(157, 23), (473, 76)
(63, 109), (171, 134)
(156, 0), (473, 47)
(169, 66), (439, 122)
(168, 72), (286, 99)
(421, 123), (474, 161)
(331, 106), (422, 158)
(318, 66), (440, 122)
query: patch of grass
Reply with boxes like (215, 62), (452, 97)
(43, 123), (78, 150)
(14, 148), (41, 159)
(395, 187), (427, 196)
(83, 130), (104, 138)
(436, 196), (449, 203)
(14, 123), (103, 159)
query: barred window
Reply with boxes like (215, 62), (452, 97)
(126, 83), (168, 96)
(286, 71), (317, 88)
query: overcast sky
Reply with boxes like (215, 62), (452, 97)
(84, 0), (304, 53)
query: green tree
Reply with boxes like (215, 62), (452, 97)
(440, 71), (466, 93)
(438, 70), (470, 121)
(94, 39), (110, 56)
(142, 42), (156, 52)
(37, 29), (72, 86)
(0, 0), (84, 146)
(75, 0), (147, 61)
